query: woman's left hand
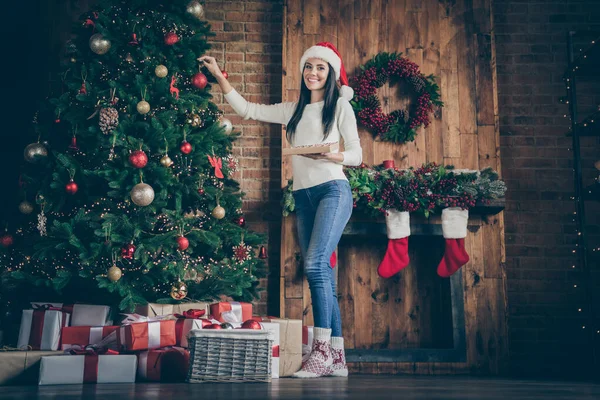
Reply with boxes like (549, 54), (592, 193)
(302, 153), (344, 163)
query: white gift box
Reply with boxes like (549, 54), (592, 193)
(17, 310), (70, 351)
(38, 355), (137, 385)
(30, 303), (112, 326)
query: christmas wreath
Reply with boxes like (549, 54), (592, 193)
(351, 52), (443, 144)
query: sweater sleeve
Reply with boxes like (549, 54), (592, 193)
(336, 99), (363, 166)
(224, 89), (296, 125)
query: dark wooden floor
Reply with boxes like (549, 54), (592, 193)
(1, 376), (600, 400)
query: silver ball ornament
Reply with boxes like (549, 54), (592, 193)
(89, 33), (111, 55)
(155, 65), (168, 78)
(137, 100), (150, 114)
(18, 201), (34, 214)
(186, 0), (205, 19)
(130, 183), (155, 206)
(219, 117), (233, 135)
(24, 142), (48, 163)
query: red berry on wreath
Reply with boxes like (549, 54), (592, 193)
(180, 141), (192, 154)
(164, 32), (179, 45)
(191, 72), (208, 89)
(128, 150), (148, 168)
(197, 187), (205, 195)
(177, 236), (189, 251)
(65, 179), (78, 195)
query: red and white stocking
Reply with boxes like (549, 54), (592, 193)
(377, 210), (411, 278)
(437, 207), (470, 278)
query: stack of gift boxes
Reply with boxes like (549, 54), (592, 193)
(0, 301), (306, 385)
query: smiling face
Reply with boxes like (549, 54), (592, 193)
(303, 57), (330, 92)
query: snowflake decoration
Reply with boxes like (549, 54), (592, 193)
(232, 242), (252, 263)
(225, 155), (239, 176)
(37, 210), (47, 236)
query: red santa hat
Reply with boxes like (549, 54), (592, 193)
(299, 42), (354, 101)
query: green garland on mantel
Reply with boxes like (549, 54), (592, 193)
(282, 163), (506, 218)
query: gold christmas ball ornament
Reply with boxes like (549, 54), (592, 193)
(155, 65), (168, 78)
(160, 154), (173, 167)
(130, 183), (155, 206)
(170, 281), (188, 300)
(187, 113), (202, 127)
(24, 142), (48, 163)
(89, 33), (111, 55)
(107, 265), (122, 282)
(186, 0), (205, 20)
(211, 205), (226, 219)
(18, 201), (34, 214)
(219, 117), (233, 135)
(136, 100), (150, 114)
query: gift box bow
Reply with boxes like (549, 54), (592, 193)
(120, 313), (173, 325)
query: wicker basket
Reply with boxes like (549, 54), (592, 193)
(187, 329), (274, 383)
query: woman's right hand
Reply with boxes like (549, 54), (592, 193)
(197, 56), (223, 78)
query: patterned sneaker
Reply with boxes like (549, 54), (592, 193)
(292, 327), (332, 378)
(327, 336), (348, 377)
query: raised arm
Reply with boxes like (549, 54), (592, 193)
(198, 56), (295, 125)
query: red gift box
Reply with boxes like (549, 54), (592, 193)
(137, 347), (190, 382)
(209, 302), (252, 323)
(61, 326), (119, 351)
(117, 320), (176, 351)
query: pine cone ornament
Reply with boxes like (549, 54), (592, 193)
(373, 69), (389, 87)
(408, 75), (426, 93)
(363, 95), (381, 110)
(390, 109), (409, 124)
(99, 107), (119, 135)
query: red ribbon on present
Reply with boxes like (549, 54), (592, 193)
(68, 346), (119, 383)
(174, 309), (206, 319)
(29, 304), (69, 350)
(207, 155), (224, 179)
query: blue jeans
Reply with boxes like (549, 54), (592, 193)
(293, 179), (353, 337)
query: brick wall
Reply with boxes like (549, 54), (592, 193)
(204, 0), (284, 316)
(494, 0), (600, 377)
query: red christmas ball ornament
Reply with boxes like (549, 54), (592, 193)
(128, 150), (148, 168)
(121, 242), (136, 259)
(241, 320), (262, 330)
(0, 234), (14, 248)
(65, 179), (78, 195)
(221, 70), (229, 79)
(180, 141), (192, 154)
(191, 72), (208, 89)
(206, 323), (223, 330)
(164, 32), (179, 46)
(177, 236), (189, 251)
(234, 216), (246, 227)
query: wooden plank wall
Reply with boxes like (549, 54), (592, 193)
(281, 0), (508, 375)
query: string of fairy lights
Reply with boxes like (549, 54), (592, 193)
(562, 34), (600, 336)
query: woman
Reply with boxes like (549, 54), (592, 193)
(199, 42), (362, 378)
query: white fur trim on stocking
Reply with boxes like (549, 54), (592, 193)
(385, 210), (410, 239)
(441, 207), (469, 239)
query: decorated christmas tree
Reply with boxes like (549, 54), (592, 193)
(0, 0), (266, 311)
